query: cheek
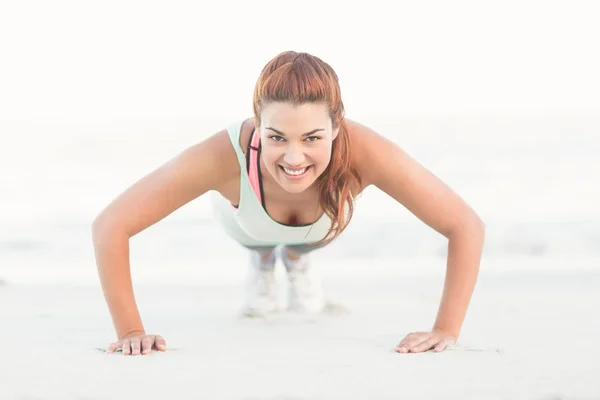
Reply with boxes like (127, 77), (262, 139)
(311, 146), (333, 168)
(261, 149), (280, 166)
(261, 144), (332, 174)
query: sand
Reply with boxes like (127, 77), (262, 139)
(1, 258), (599, 400)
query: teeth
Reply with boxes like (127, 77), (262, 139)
(283, 166), (308, 176)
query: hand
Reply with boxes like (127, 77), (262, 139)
(394, 330), (456, 354)
(107, 332), (167, 356)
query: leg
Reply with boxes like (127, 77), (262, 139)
(283, 241), (326, 261)
(239, 244), (280, 317)
(280, 242), (328, 312)
(244, 245), (277, 264)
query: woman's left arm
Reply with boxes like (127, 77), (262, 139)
(348, 120), (486, 353)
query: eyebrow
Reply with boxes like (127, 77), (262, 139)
(265, 127), (325, 137)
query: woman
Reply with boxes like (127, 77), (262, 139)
(92, 51), (485, 356)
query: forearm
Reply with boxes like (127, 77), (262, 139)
(92, 225), (145, 339)
(432, 221), (485, 339)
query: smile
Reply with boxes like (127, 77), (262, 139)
(279, 165), (311, 178)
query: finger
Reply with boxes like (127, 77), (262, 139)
(404, 336), (431, 352)
(131, 338), (141, 356)
(107, 342), (119, 354)
(395, 341), (413, 353)
(434, 339), (451, 352)
(141, 337), (154, 355)
(154, 335), (167, 351)
(396, 335), (426, 353)
(396, 333), (416, 349)
(411, 337), (439, 353)
(122, 339), (131, 355)
(396, 338), (420, 353)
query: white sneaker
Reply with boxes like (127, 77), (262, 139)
(281, 248), (325, 313)
(241, 251), (280, 317)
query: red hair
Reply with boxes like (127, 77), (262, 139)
(252, 51), (362, 245)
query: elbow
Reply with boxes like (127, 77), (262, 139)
(448, 213), (485, 239)
(474, 215), (485, 233)
(91, 215), (108, 244)
(91, 213), (126, 245)
(464, 208), (485, 233)
(466, 215), (486, 242)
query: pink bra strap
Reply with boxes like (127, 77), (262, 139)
(230, 129), (262, 211)
(247, 129), (262, 204)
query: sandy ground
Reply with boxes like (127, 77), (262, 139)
(1, 260), (599, 400)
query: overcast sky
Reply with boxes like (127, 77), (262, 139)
(1, 0), (598, 120)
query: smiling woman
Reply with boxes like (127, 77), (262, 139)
(91, 50), (485, 357)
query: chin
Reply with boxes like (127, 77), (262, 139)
(279, 182), (313, 194)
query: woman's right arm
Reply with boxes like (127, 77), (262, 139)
(91, 129), (238, 340)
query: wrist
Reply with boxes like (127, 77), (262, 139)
(432, 326), (459, 340)
(118, 329), (145, 340)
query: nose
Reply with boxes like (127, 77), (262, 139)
(282, 144), (305, 167)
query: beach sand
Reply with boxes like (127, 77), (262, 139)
(1, 258), (599, 400)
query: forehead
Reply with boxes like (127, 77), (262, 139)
(261, 102), (331, 130)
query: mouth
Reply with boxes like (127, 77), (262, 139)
(278, 165), (311, 179)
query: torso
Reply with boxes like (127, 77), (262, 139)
(217, 117), (369, 226)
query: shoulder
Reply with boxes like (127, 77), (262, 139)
(345, 117), (404, 188)
(172, 124), (241, 193)
(91, 124), (243, 237)
(238, 117), (255, 156)
(345, 117), (484, 237)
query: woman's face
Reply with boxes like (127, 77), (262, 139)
(257, 102), (338, 194)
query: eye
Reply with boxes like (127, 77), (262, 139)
(268, 135), (285, 142)
(305, 136), (320, 142)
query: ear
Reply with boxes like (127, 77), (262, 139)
(332, 126), (340, 140)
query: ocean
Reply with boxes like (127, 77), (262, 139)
(1, 111), (599, 283)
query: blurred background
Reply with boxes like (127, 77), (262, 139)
(1, 0), (598, 284)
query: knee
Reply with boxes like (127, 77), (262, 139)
(254, 248), (275, 261)
(283, 246), (302, 261)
